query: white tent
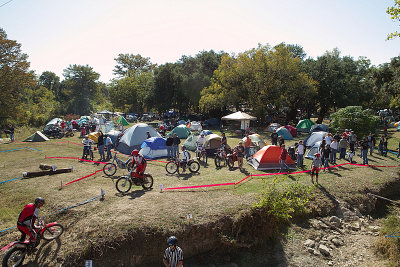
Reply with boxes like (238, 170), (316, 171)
(304, 131), (327, 147)
(305, 141), (322, 159)
(221, 111), (257, 130)
(46, 118), (63, 126)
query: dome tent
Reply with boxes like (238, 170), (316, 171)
(117, 123), (161, 155)
(139, 137), (167, 159)
(183, 134), (198, 151)
(276, 127), (293, 140)
(304, 131), (327, 147)
(23, 131), (49, 142)
(248, 145), (296, 170)
(310, 124), (329, 133)
(265, 123), (280, 132)
(168, 125), (191, 139)
(296, 119), (315, 132)
(305, 141), (322, 159)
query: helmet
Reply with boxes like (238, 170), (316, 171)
(35, 197), (45, 205)
(131, 150), (139, 156)
(167, 236), (177, 246)
(314, 153), (320, 157)
(84, 135), (89, 138)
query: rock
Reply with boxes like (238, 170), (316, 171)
(354, 208), (363, 217)
(327, 235), (336, 242)
(307, 247), (315, 253)
(304, 239), (315, 248)
(328, 261), (334, 266)
(313, 249), (320, 256)
(368, 226), (381, 232)
(319, 244), (331, 257)
(329, 216), (341, 224)
(332, 238), (344, 247)
(351, 222), (361, 231)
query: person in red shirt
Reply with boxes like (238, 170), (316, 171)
(130, 150), (147, 178)
(17, 197), (45, 242)
(279, 145), (290, 173)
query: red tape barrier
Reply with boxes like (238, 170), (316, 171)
(62, 170), (102, 187)
(163, 162), (398, 191)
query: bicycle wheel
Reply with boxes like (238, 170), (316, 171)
(202, 152), (208, 164)
(227, 156), (234, 169)
(188, 161), (200, 173)
(103, 163), (117, 176)
(214, 156), (222, 168)
(141, 174), (154, 190)
(89, 150), (94, 161)
(165, 161), (178, 174)
(116, 176), (132, 193)
(2, 247), (26, 267)
(42, 224), (64, 241)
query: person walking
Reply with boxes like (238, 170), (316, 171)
(339, 136), (348, 160)
(360, 137), (369, 165)
(97, 131), (105, 161)
(172, 133), (180, 159)
(279, 145), (290, 173)
(166, 134), (174, 159)
(163, 236), (183, 267)
(296, 141), (305, 168)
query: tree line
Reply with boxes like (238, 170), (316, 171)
(1, 27), (400, 127)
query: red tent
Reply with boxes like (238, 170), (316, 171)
(248, 145), (296, 170)
(284, 125), (297, 137)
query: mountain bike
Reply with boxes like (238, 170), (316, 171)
(103, 153), (133, 176)
(165, 158), (200, 174)
(115, 169), (154, 193)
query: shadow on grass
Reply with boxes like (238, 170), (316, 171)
(31, 237), (62, 266)
(316, 184), (340, 206)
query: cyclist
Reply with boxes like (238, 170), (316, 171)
(179, 146), (191, 172)
(17, 197), (45, 243)
(82, 135), (94, 159)
(130, 150), (147, 179)
(310, 153), (322, 184)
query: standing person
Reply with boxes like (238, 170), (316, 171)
(348, 131), (357, 155)
(97, 131), (105, 161)
(163, 236), (183, 267)
(324, 133), (333, 146)
(384, 137), (389, 156)
(310, 153), (322, 184)
(60, 120), (66, 132)
(8, 124), (15, 142)
(244, 133), (251, 160)
(17, 197), (45, 243)
(367, 133), (374, 156)
(221, 132), (227, 148)
(234, 141), (245, 169)
(105, 134), (113, 160)
(271, 129), (278, 146)
(296, 141), (306, 168)
(278, 136), (285, 147)
(378, 135), (385, 156)
(339, 136), (348, 160)
(279, 145), (290, 173)
(360, 137), (369, 165)
(166, 134), (174, 159)
(82, 135), (94, 159)
(322, 144), (331, 170)
(330, 138), (338, 164)
(172, 133), (180, 159)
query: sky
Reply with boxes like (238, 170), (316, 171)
(1, 0), (400, 82)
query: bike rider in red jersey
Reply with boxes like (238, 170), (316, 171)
(130, 150), (147, 178)
(17, 197), (45, 242)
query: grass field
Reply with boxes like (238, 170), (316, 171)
(0, 124), (399, 264)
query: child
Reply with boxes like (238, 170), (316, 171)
(311, 153), (322, 184)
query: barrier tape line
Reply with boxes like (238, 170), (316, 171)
(385, 232), (400, 238)
(0, 194), (104, 235)
(63, 170), (103, 187)
(0, 147), (41, 153)
(0, 177), (23, 185)
(163, 162), (398, 191)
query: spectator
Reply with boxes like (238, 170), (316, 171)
(367, 133), (375, 156)
(384, 137), (389, 156)
(330, 138), (338, 164)
(378, 136), (385, 156)
(221, 132), (227, 148)
(296, 140), (305, 168)
(322, 144), (331, 170)
(163, 236), (183, 267)
(244, 133), (251, 160)
(278, 136), (285, 147)
(360, 137), (369, 165)
(279, 145), (290, 173)
(166, 134), (174, 159)
(8, 124), (15, 142)
(105, 134), (113, 160)
(324, 133), (333, 146)
(97, 131), (105, 161)
(172, 133), (180, 158)
(234, 141), (245, 169)
(339, 136), (348, 159)
(310, 153), (322, 184)
(271, 130), (278, 146)
(333, 131), (341, 142)
(348, 131), (357, 154)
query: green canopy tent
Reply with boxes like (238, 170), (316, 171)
(117, 116), (129, 126)
(296, 119), (315, 132)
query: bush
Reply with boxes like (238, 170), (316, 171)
(376, 206), (400, 266)
(253, 176), (314, 221)
(329, 106), (380, 138)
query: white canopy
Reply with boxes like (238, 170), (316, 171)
(221, 111), (256, 130)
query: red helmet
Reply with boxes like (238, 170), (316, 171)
(314, 153), (320, 157)
(131, 150), (139, 156)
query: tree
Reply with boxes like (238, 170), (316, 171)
(62, 65), (100, 115)
(329, 106), (380, 137)
(0, 28), (36, 125)
(387, 0), (400, 40)
(38, 71), (61, 99)
(113, 54), (156, 78)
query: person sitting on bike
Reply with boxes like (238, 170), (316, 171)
(130, 150), (147, 179)
(82, 135), (94, 159)
(179, 146), (191, 171)
(196, 134), (206, 154)
(17, 197), (45, 243)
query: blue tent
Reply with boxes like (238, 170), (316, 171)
(200, 130), (212, 136)
(140, 137), (167, 159)
(276, 127), (293, 140)
(310, 124), (329, 133)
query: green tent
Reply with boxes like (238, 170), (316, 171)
(23, 131), (49, 142)
(168, 125), (191, 139)
(182, 134), (198, 151)
(296, 119), (315, 132)
(117, 116), (129, 126)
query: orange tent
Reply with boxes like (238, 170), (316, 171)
(248, 145), (296, 170)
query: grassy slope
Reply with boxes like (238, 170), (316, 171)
(0, 124), (399, 264)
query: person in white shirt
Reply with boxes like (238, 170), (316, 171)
(296, 140), (305, 168)
(179, 146), (191, 172)
(324, 133), (333, 146)
(82, 135), (94, 159)
(197, 134), (206, 147)
(330, 139), (339, 164)
(104, 135), (113, 160)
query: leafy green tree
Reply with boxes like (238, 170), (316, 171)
(62, 64), (100, 115)
(38, 71), (61, 100)
(113, 54), (156, 78)
(23, 86), (57, 126)
(329, 106), (380, 137)
(0, 28), (36, 125)
(387, 0), (400, 40)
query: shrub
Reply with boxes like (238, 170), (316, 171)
(376, 206), (400, 266)
(253, 176), (314, 221)
(329, 106), (380, 137)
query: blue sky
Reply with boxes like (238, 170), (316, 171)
(1, 0), (399, 82)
